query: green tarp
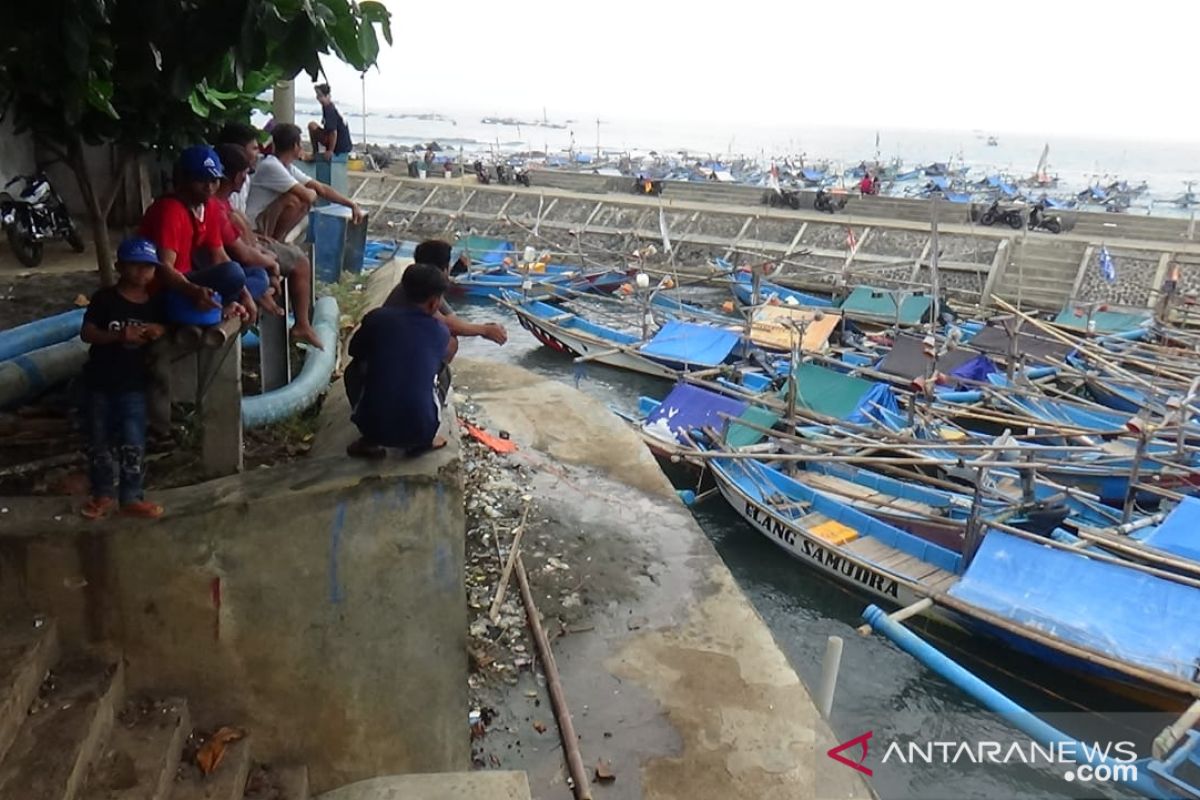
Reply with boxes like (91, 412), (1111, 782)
(839, 286), (932, 326)
(1053, 305), (1151, 334)
(727, 406), (780, 448)
(453, 236), (513, 266)
(775, 362), (887, 421)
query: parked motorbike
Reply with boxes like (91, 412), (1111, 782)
(1028, 200), (1062, 234)
(514, 166), (531, 187)
(473, 160), (491, 185)
(979, 199), (1024, 229)
(764, 188), (802, 209)
(633, 176), (664, 196)
(813, 188), (848, 214)
(0, 172), (83, 267)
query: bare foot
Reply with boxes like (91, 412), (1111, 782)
(222, 302), (247, 321)
(292, 323), (324, 348)
(259, 289), (285, 317)
(431, 435), (448, 450)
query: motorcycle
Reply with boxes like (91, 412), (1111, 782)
(764, 188), (801, 209)
(473, 160), (491, 185)
(979, 199), (1024, 229)
(1, 172), (84, 267)
(494, 164), (531, 187)
(633, 176), (664, 196)
(1028, 200), (1062, 234)
(813, 188), (847, 214)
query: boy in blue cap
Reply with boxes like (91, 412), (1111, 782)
(80, 237), (168, 519)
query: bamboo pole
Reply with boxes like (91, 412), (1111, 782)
(515, 555), (593, 800)
(489, 500), (532, 622)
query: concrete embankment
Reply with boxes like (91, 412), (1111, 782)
(452, 354), (872, 800)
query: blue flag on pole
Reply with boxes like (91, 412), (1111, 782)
(1098, 246), (1116, 283)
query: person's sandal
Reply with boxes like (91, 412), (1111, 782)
(80, 496), (117, 520)
(120, 500), (164, 519)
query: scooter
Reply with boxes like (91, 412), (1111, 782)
(979, 199), (1023, 229)
(764, 188), (801, 209)
(473, 160), (491, 185)
(814, 188), (847, 214)
(0, 172), (84, 268)
(633, 176), (665, 196)
(1028, 200), (1062, 234)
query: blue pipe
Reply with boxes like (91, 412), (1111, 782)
(861, 605), (1174, 798)
(0, 309), (85, 363)
(241, 296), (339, 428)
(0, 338), (89, 408)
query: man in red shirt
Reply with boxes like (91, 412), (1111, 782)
(138, 145), (257, 320)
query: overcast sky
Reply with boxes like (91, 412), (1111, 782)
(315, 0), (1196, 142)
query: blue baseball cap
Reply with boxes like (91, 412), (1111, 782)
(177, 144), (224, 181)
(116, 237), (163, 267)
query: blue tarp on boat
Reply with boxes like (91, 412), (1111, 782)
(801, 168), (826, 182)
(638, 321), (740, 367)
(1140, 498), (1200, 562)
(949, 531), (1200, 681)
(929, 176), (950, 190)
(643, 383), (748, 443)
(944, 192), (973, 204)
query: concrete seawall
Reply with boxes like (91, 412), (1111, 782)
(0, 427), (468, 792)
(352, 171), (1200, 313)
(453, 354), (873, 799)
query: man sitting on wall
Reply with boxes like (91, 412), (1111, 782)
(217, 124), (322, 347)
(308, 82), (353, 160)
(245, 122), (364, 243)
(138, 145), (256, 320)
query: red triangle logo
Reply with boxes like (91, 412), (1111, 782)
(827, 731), (874, 776)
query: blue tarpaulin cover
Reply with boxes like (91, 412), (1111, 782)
(1140, 497), (1200, 562)
(638, 321), (740, 367)
(950, 531), (1200, 680)
(643, 383), (748, 443)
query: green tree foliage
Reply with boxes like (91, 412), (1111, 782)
(0, 0), (391, 282)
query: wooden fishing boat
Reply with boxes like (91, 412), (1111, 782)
(710, 452), (1200, 709)
(451, 264), (627, 300)
(499, 293), (745, 379)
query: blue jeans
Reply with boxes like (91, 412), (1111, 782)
(86, 390), (147, 504)
(189, 259), (246, 302)
(189, 258), (269, 302)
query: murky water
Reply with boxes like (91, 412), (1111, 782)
(454, 297), (1148, 800)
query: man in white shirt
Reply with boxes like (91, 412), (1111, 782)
(246, 123), (364, 241)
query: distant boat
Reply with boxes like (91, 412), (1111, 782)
(986, 135), (999, 146)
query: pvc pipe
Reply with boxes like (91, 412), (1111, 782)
(816, 635), (843, 720)
(861, 604), (1169, 798)
(0, 309), (85, 362)
(241, 296), (339, 428)
(0, 338), (89, 408)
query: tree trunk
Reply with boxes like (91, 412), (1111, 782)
(67, 135), (116, 286)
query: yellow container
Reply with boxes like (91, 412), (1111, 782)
(809, 519), (859, 546)
(348, 159), (365, 172)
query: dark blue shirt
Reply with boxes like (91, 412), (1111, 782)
(348, 306), (448, 448)
(322, 103), (353, 154)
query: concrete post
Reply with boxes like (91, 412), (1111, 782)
(816, 635), (844, 720)
(273, 80), (295, 126)
(200, 338), (243, 477)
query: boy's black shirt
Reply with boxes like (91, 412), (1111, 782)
(82, 287), (165, 392)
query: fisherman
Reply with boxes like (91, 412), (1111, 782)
(308, 83), (353, 160)
(346, 263), (455, 459)
(216, 125), (323, 346)
(859, 172), (876, 195)
(245, 123), (364, 242)
(343, 239), (507, 409)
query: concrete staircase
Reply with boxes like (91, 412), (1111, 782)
(0, 614), (308, 800)
(993, 236), (1087, 310)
